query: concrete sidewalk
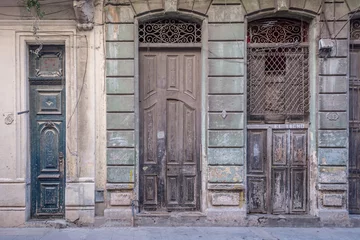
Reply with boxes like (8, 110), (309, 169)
(0, 227), (360, 240)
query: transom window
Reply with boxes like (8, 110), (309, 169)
(138, 18), (201, 44)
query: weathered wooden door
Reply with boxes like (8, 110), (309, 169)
(139, 49), (201, 211)
(246, 19), (310, 214)
(247, 127), (308, 214)
(349, 47), (360, 214)
(29, 45), (65, 217)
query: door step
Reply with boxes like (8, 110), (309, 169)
(247, 214), (321, 227)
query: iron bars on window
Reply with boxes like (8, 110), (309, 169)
(247, 46), (310, 122)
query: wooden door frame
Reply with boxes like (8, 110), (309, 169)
(16, 30), (77, 220)
(243, 14), (319, 216)
(134, 13), (208, 213)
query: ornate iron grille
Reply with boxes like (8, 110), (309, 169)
(139, 18), (201, 43)
(351, 19), (360, 40)
(248, 19), (308, 43)
(247, 46), (309, 121)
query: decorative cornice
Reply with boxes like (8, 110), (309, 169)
(73, 0), (95, 31)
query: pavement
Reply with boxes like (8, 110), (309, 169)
(0, 227), (360, 240)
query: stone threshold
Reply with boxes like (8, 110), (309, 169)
(136, 211), (206, 217)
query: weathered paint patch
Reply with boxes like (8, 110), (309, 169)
(209, 59), (244, 76)
(211, 192), (240, 206)
(318, 148), (347, 166)
(208, 77), (244, 94)
(208, 24), (245, 41)
(107, 166), (135, 183)
(207, 5), (244, 22)
(319, 94), (347, 111)
(323, 194), (343, 207)
(319, 58), (348, 75)
(209, 113), (244, 130)
(107, 148), (135, 165)
(208, 148), (244, 165)
(208, 166), (244, 183)
(110, 191), (133, 206)
(107, 113), (135, 129)
(106, 60), (134, 76)
(106, 78), (134, 94)
(106, 42), (135, 59)
(208, 131), (244, 147)
(319, 167), (347, 183)
(319, 76), (347, 93)
(319, 112), (347, 129)
(106, 24), (134, 41)
(318, 130), (347, 147)
(208, 95), (244, 112)
(208, 42), (244, 58)
(107, 95), (134, 112)
(107, 131), (135, 147)
(104, 5), (134, 23)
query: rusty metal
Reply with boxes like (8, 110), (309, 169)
(139, 18), (201, 44)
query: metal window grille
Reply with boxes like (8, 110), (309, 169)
(139, 18), (201, 43)
(351, 19), (360, 40)
(247, 19), (309, 122)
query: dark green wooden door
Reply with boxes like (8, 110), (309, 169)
(29, 45), (65, 217)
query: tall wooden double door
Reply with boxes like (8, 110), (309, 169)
(139, 49), (201, 211)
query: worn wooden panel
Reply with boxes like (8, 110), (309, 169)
(184, 55), (196, 99)
(349, 177), (360, 213)
(247, 130), (267, 174)
(291, 131), (307, 166)
(166, 55), (179, 91)
(290, 168), (306, 212)
(272, 168), (287, 214)
(184, 104), (196, 163)
(144, 104), (157, 163)
(144, 175), (157, 205)
(140, 50), (200, 211)
(29, 45), (65, 217)
(272, 131), (287, 166)
(247, 177), (267, 213)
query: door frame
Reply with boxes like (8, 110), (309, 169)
(244, 14), (319, 216)
(348, 41), (360, 214)
(15, 30), (77, 220)
(134, 13), (208, 212)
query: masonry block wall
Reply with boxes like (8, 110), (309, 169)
(105, 4), (136, 216)
(206, 2), (246, 214)
(102, 0), (356, 221)
(317, 0), (351, 221)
